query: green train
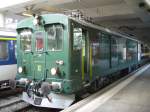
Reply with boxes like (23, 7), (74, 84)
(15, 14), (149, 109)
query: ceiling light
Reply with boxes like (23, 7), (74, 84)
(145, 0), (150, 6)
(22, 12), (33, 17)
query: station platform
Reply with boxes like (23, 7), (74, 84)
(62, 64), (150, 112)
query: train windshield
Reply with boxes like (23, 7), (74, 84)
(20, 29), (32, 52)
(35, 32), (44, 51)
(46, 24), (63, 51)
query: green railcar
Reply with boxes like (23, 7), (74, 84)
(16, 14), (144, 109)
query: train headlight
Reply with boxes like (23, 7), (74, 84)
(51, 68), (57, 75)
(18, 67), (23, 73)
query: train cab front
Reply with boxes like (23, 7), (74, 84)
(15, 14), (75, 109)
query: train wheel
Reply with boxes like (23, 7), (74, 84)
(97, 77), (103, 89)
(103, 76), (110, 86)
(89, 80), (99, 93)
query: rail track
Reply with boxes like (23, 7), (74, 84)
(0, 88), (29, 112)
(0, 92), (29, 112)
(0, 94), (60, 112)
(0, 88), (23, 99)
(0, 88), (61, 112)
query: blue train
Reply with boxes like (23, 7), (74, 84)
(0, 29), (17, 88)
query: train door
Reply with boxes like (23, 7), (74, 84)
(33, 31), (46, 80)
(72, 27), (90, 81)
(82, 30), (90, 81)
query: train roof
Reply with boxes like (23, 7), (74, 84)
(67, 15), (139, 43)
(17, 14), (140, 43)
(42, 14), (140, 43)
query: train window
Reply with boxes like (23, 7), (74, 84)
(35, 32), (44, 51)
(20, 29), (32, 52)
(99, 34), (110, 69)
(73, 28), (82, 50)
(91, 33), (100, 65)
(126, 40), (138, 61)
(111, 37), (118, 67)
(46, 24), (63, 51)
(91, 32), (110, 69)
(0, 41), (8, 60)
(138, 44), (141, 61)
(14, 41), (17, 59)
(118, 38), (126, 64)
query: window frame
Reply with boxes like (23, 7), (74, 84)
(0, 40), (9, 61)
(35, 31), (45, 52)
(73, 27), (83, 51)
(45, 24), (64, 51)
(19, 29), (32, 53)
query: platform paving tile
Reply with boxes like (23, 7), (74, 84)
(94, 67), (150, 112)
